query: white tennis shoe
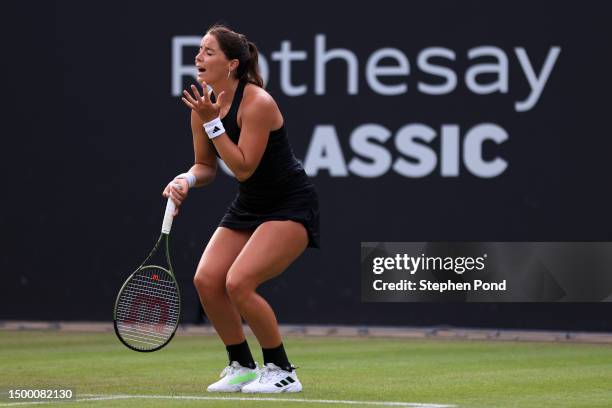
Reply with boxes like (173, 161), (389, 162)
(206, 361), (258, 392)
(241, 363), (302, 393)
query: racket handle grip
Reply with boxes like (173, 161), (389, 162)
(162, 197), (176, 234)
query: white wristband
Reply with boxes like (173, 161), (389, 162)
(203, 117), (225, 139)
(175, 172), (196, 188)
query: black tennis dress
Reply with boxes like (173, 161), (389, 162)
(209, 80), (320, 249)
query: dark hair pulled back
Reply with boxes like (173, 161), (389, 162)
(207, 24), (263, 87)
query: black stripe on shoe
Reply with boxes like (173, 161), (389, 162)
(280, 379), (288, 386)
(286, 377), (295, 383)
(275, 383), (283, 388)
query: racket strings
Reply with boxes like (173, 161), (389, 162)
(115, 267), (180, 350)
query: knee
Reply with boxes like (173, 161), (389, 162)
(225, 275), (254, 305)
(193, 268), (225, 298)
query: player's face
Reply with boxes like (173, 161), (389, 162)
(196, 34), (229, 84)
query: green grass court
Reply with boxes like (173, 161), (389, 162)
(1, 330), (611, 407)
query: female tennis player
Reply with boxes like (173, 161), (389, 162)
(162, 24), (320, 393)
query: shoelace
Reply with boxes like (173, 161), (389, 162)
(258, 364), (297, 382)
(258, 365), (277, 382)
(219, 364), (239, 378)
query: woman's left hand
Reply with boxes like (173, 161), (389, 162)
(181, 82), (226, 123)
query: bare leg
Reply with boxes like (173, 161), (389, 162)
(225, 220), (308, 348)
(193, 227), (253, 345)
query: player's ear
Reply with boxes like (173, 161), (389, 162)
(229, 59), (239, 73)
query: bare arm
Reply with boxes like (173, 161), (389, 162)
(181, 83), (278, 182)
(210, 94), (276, 182)
(161, 98), (219, 215)
(189, 109), (218, 187)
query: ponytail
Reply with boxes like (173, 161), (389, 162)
(243, 41), (264, 87)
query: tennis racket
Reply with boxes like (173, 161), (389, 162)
(113, 192), (181, 352)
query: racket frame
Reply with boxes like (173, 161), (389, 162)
(114, 196), (181, 352)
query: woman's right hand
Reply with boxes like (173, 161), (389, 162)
(162, 178), (189, 216)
